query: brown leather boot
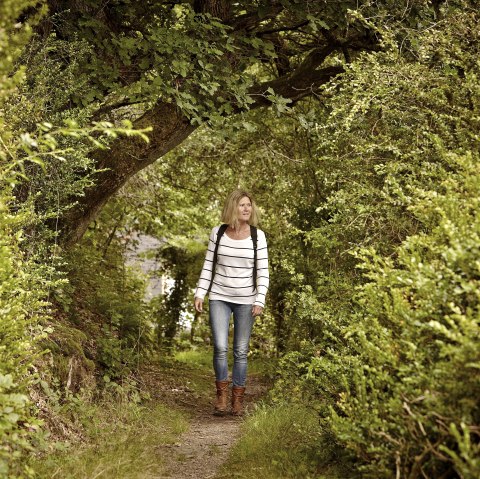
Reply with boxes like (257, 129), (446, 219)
(214, 380), (230, 416)
(231, 386), (246, 416)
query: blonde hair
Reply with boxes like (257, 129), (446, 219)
(221, 189), (259, 228)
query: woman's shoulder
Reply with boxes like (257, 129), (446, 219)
(253, 227), (267, 240)
(210, 224), (225, 238)
(211, 225), (221, 233)
(210, 224), (266, 240)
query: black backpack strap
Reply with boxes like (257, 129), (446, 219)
(250, 225), (258, 292)
(206, 224), (228, 295)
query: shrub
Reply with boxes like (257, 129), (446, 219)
(330, 150), (480, 478)
(0, 202), (46, 476)
(269, 5), (479, 478)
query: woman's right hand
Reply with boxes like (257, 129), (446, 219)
(194, 297), (203, 313)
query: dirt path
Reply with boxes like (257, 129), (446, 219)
(140, 361), (269, 479)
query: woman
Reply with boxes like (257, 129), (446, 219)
(194, 190), (269, 416)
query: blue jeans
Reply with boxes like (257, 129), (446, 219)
(209, 300), (254, 387)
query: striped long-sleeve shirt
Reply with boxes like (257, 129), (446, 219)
(194, 226), (269, 307)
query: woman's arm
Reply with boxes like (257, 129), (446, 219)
(194, 227), (218, 307)
(253, 230), (269, 309)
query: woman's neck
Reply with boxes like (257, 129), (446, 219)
(227, 221), (250, 239)
(235, 220), (249, 230)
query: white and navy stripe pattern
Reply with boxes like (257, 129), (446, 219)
(195, 226), (269, 307)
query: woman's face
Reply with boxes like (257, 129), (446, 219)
(237, 196), (252, 223)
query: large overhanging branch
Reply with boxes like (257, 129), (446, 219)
(229, 4), (285, 32)
(252, 64), (344, 106)
(59, 44), (344, 247)
(59, 10), (348, 248)
(60, 102), (195, 247)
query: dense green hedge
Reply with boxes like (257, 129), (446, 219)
(332, 150), (480, 477)
(0, 2), (48, 476)
(1, 2), (153, 474)
(269, 5), (480, 477)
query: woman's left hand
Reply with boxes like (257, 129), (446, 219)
(252, 305), (263, 317)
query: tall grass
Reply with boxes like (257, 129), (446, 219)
(216, 404), (357, 479)
(31, 398), (188, 479)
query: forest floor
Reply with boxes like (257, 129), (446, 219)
(30, 351), (271, 479)
(139, 355), (270, 479)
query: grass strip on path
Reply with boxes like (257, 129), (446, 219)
(216, 404), (359, 478)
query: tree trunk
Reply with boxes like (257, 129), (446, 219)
(193, 0), (231, 21)
(60, 102), (196, 247)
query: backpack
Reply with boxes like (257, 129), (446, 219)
(206, 224), (258, 294)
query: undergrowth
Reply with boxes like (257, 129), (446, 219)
(29, 391), (188, 479)
(217, 404), (358, 479)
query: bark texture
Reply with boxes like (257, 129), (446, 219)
(61, 102), (195, 247)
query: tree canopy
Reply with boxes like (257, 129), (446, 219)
(14, 0), (448, 245)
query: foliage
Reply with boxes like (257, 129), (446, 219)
(266, 4), (480, 478)
(61, 202), (155, 381)
(35, 0), (340, 122)
(42, 2), (267, 122)
(38, 0), (451, 123)
(2, 19), (151, 260)
(30, 396), (188, 479)
(0, 1), (52, 476)
(329, 150), (480, 478)
(218, 404), (356, 479)
(1, 2), (153, 475)
(0, 190), (46, 477)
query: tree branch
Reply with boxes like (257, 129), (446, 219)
(249, 45), (344, 107)
(60, 43), (344, 247)
(229, 4), (284, 32)
(257, 20), (309, 36)
(193, 0), (232, 21)
(60, 102), (196, 247)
